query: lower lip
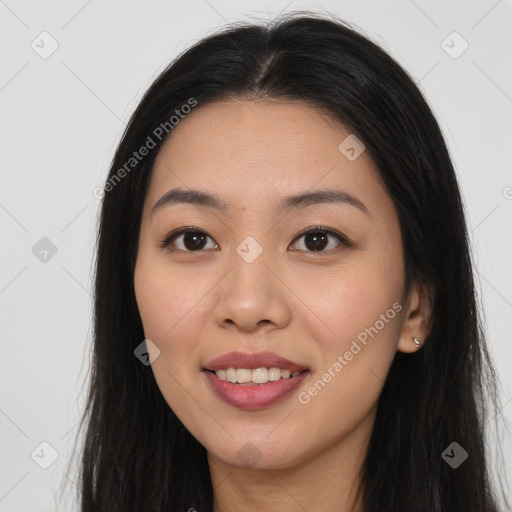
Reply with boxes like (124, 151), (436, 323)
(203, 370), (309, 410)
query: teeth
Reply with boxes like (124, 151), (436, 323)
(236, 368), (252, 383)
(252, 367), (268, 384)
(226, 368), (237, 383)
(268, 367), (281, 381)
(213, 367), (304, 384)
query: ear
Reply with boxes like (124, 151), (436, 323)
(397, 278), (434, 353)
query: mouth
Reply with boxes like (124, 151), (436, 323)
(202, 351), (311, 409)
(205, 367), (309, 385)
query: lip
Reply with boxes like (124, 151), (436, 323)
(203, 370), (310, 410)
(203, 351), (309, 372)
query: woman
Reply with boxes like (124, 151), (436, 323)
(73, 11), (509, 512)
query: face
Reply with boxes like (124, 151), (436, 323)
(134, 98), (411, 470)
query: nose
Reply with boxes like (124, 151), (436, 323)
(213, 251), (292, 333)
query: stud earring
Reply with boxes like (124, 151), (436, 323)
(413, 336), (422, 348)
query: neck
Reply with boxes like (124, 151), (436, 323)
(208, 407), (375, 512)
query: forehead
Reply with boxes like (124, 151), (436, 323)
(146, 98), (384, 213)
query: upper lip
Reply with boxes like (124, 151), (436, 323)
(203, 351), (309, 372)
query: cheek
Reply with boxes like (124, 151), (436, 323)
(133, 254), (205, 369)
(302, 252), (404, 355)
(135, 246), (199, 331)
(134, 257), (207, 420)
(292, 258), (404, 442)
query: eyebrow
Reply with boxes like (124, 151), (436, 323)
(150, 187), (370, 217)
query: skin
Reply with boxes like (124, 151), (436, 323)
(133, 98), (432, 512)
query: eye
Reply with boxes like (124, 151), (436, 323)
(289, 225), (351, 252)
(158, 227), (219, 252)
(159, 225), (351, 253)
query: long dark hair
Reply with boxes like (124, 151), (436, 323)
(67, 11), (509, 512)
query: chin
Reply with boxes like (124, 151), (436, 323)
(205, 436), (306, 471)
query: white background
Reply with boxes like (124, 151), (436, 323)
(1, 1), (511, 510)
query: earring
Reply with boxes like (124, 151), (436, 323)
(413, 336), (422, 348)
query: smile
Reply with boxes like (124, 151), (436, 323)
(213, 367), (306, 384)
(203, 370), (310, 409)
(202, 350), (311, 409)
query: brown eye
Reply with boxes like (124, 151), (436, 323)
(159, 225), (351, 253)
(290, 226), (351, 252)
(159, 228), (219, 252)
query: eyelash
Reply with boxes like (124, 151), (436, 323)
(158, 225), (352, 253)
